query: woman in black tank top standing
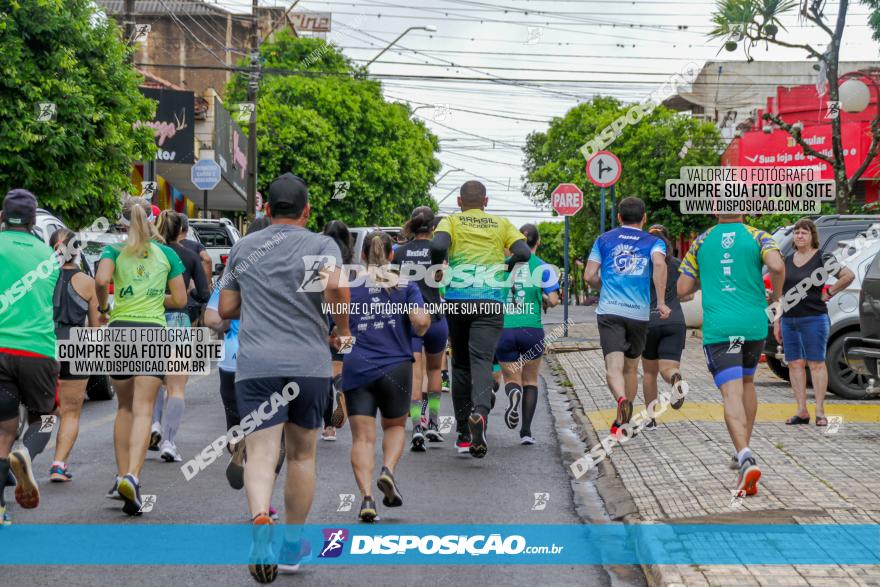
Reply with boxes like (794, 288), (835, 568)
(48, 228), (100, 482)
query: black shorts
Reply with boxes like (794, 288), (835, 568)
(0, 350), (59, 421)
(642, 323), (687, 362)
(107, 320), (164, 381)
(597, 314), (649, 359)
(235, 375), (330, 431)
(703, 338), (764, 388)
(59, 360), (90, 381)
(343, 361), (412, 420)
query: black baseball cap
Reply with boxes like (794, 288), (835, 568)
(267, 173), (308, 217)
(2, 189), (38, 227)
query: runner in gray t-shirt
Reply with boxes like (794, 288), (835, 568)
(218, 173), (350, 580)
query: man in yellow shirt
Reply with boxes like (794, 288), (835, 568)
(431, 181), (531, 458)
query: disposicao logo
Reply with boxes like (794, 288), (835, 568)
(319, 528), (348, 558)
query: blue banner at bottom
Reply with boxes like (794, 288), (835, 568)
(1, 524), (878, 565)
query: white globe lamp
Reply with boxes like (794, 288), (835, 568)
(839, 78), (871, 113)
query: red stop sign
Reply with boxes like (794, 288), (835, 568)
(551, 183), (584, 216)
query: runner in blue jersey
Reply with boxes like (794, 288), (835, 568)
(340, 231), (429, 522)
(584, 197), (669, 439)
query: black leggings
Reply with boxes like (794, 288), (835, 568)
(343, 361), (412, 419)
(446, 301), (504, 431)
(219, 368), (239, 430)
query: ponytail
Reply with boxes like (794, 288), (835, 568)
(156, 210), (183, 244)
(362, 230), (397, 291)
(403, 206), (435, 239)
(122, 197), (163, 258)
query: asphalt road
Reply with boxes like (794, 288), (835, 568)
(5, 303), (641, 586)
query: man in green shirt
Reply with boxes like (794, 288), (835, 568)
(678, 213), (784, 499)
(0, 189), (61, 523)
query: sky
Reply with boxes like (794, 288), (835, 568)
(207, 0), (878, 225)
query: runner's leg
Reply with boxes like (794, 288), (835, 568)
(381, 416), (406, 472)
(604, 352), (626, 400)
(446, 312), (473, 434)
(349, 415), (376, 498)
(53, 378), (88, 465)
(641, 358), (659, 407)
(282, 422), (319, 525)
(127, 376), (162, 478)
(160, 374), (186, 461)
(112, 377), (134, 477)
(520, 358), (542, 440)
(244, 423), (284, 517)
(425, 351), (444, 426)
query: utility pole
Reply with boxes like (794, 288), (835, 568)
(125, 0), (135, 63)
(246, 0), (260, 220)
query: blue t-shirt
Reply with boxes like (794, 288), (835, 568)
(588, 226), (665, 321)
(207, 288), (239, 372)
(341, 280), (425, 390)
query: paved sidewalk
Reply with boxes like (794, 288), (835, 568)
(552, 321), (880, 587)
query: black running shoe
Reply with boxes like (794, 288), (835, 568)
(376, 466), (403, 507)
(411, 424), (426, 452)
(643, 418), (657, 430)
(425, 420), (444, 442)
(467, 414), (488, 458)
(149, 423), (161, 451)
(455, 432), (471, 454)
(359, 496), (377, 523)
(504, 387), (521, 430)
(670, 372), (686, 410)
(117, 474), (143, 516)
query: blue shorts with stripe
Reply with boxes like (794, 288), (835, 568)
(702, 339), (764, 388)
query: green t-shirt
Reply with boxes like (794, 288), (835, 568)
(0, 230), (60, 358)
(435, 209), (525, 302)
(504, 255), (560, 329)
(101, 240), (184, 326)
(679, 223), (777, 345)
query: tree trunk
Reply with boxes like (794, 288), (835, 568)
(828, 0), (850, 212)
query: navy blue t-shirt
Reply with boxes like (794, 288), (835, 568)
(341, 280), (425, 390)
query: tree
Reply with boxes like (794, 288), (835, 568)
(709, 0), (880, 212)
(535, 221), (564, 268)
(523, 97), (724, 256)
(228, 33), (441, 230)
(0, 0), (156, 228)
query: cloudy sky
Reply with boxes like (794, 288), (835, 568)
(211, 0), (878, 224)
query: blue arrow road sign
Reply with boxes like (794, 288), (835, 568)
(191, 159), (222, 191)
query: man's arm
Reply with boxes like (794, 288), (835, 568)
(652, 251), (670, 319)
(199, 250), (213, 283)
(218, 289), (241, 319)
(764, 249), (785, 303)
(430, 232), (451, 266)
(506, 239), (531, 272)
(584, 260), (601, 290)
(677, 274), (699, 298)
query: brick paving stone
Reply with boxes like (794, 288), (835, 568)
(554, 321), (880, 586)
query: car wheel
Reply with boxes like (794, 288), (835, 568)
(827, 334), (871, 400)
(765, 356), (790, 382)
(16, 404), (27, 440)
(86, 375), (115, 401)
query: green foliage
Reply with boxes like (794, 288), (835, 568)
(0, 0), (156, 228)
(535, 221), (564, 268)
(862, 0), (880, 46)
(522, 97), (724, 257)
(228, 32), (441, 230)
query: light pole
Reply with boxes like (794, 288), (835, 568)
(432, 167), (464, 186)
(365, 25), (437, 68)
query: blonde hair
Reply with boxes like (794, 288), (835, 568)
(122, 197), (163, 257)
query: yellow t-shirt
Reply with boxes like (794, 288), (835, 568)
(435, 209), (525, 301)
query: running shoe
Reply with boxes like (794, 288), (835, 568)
(0, 505), (9, 526)
(411, 424), (426, 452)
(643, 418), (657, 431)
(149, 422), (162, 451)
(8, 449), (38, 509)
(159, 440), (182, 463)
(504, 387), (521, 430)
(377, 466), (403, 508)
(670, 372), (686, 410)
(105, 476), (122, 500)
(321, 426), (337, 441)
(468, 414), (488, 458)
(268, 506), (279, 521)
(441, 370), (450, 393)
(359, 496), (377, 523)
(226, 441), (246, 490)
(616, 396), (633, 425)
(330, 392), (347, 429)
(420, 414), (429, 429)
(455, 432), (471, 454)
(425, 420), (444, 442)
(610, 420), (622, 439)
(117, 474), (143, 516)
(278, 538), (311, 574)
(49, 464), (73, 482)
(728, 454), (739, 470)
(248, 513), (278, 583)
(734, 457), (761, 498)
(520, 435), (536, 445)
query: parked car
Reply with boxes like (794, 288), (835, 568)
(350, 226), (402, 259)
(843, 250), (880, 398)
(764, 225), (880, 399)
(190, 218), (241, 276)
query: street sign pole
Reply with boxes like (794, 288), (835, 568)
(203, 190), (208, 219)
(564, 215), (570, 337)
(610, 184), (616, 229)
(599, 187), (606, 234)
